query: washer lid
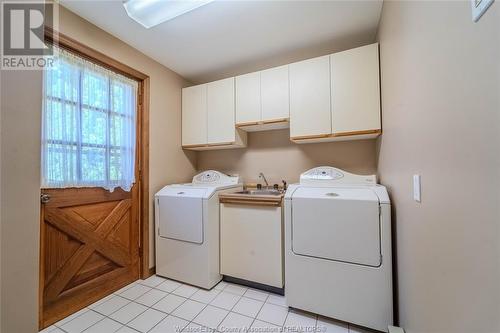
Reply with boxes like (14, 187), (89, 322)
(291, 187), (380, 201)
(291, 187), (381, 267)
(156, 185), (215, 198)
(157, 187), (207, 197)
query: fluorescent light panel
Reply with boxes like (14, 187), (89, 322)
(124, 0), (214, 28)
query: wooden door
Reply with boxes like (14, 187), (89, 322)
(39, 186), (140, 328)
(289, 55), (332, 139)
(182, 84), (208, 147)
(330, 43), (381, 134)
(207, 77), (236, 145)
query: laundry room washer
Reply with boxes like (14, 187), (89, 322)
(155, 170), (242, 289)
(284, 167), (393, 332)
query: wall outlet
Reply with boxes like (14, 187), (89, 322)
(413, 175), (421, 203)
(471, 0), (495, 22)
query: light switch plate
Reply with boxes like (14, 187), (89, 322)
(413, 175), (421, 203)
(471, 0), (495, 22)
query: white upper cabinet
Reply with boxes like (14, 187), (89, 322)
(182, 84), (207, 146)
(261, 65), (289, 121)
(236, 66), (290, 131)
(331, 43), (380, 134)
(289, 55), (332, 138)
(235, 72), (261, 124)
(182, 43), (381, 149)
(207, 77), (236, 144)
(182, 78), (246, 150)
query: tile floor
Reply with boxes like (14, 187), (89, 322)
(40, 275), (372, 333)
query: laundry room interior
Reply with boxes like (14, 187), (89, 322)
(0, 1), (499, 333)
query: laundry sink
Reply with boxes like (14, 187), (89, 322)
(234, 189), (283, 196)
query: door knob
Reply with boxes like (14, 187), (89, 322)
(40, 193), (51, 204)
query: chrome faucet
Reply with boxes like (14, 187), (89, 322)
(258, 172), (269, 188)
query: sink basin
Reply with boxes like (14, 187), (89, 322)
(234, 189), (283, 196)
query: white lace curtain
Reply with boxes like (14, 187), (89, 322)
(42, 47), (138, 191)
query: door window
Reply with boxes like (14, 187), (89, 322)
(42, 47), (138, 191)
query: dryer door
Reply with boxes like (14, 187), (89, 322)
(291, 187), (381, 266)
(157, 188), (206, 244)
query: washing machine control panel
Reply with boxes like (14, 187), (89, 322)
(192, 170), (240, 186)
(302, 167), (344, 181)
(194, 171), (221, 183)
(300, 167), (376, 185)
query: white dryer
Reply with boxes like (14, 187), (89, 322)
(284, 167), (393, 332)
(155, 171), (242, 289)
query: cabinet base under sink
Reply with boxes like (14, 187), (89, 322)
(220, 202), (284, 289)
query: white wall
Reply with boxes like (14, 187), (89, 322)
(0, 5), (197, 332)
(377, 2), (500, 332)
(198, 129), (378, 184)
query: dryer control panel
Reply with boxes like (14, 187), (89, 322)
(192, 170), (240, 186)
(300, 167), (376, 186)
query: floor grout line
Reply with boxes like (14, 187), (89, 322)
(210, 286), (243, 332)
(78, 312), (118, 333)
(156, 301), (206, 333)
(245, 291), (270, 330)
(140, 278), (225, 332)
(282, 308), (291, 329)
(53, 308), (90, 329)
(128, 285), (193, 332)
(189, 281), (236, 332)
(46, 277), (293, 333)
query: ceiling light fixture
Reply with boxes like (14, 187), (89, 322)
(123, 0), (215, 29)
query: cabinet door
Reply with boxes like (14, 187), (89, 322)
(182, 84), (207, 146)
(261, 65), (289, 121)
(236, 72), (261, 124)
(220, 204), (283, 288)
(207, 77), (235, 144)
(289, 55), (331, 138)
(331, 43), (380, 134)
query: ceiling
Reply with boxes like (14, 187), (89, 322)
(61, 1), (383, 83)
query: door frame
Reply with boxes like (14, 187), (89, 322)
(43, 27), (152, 278)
